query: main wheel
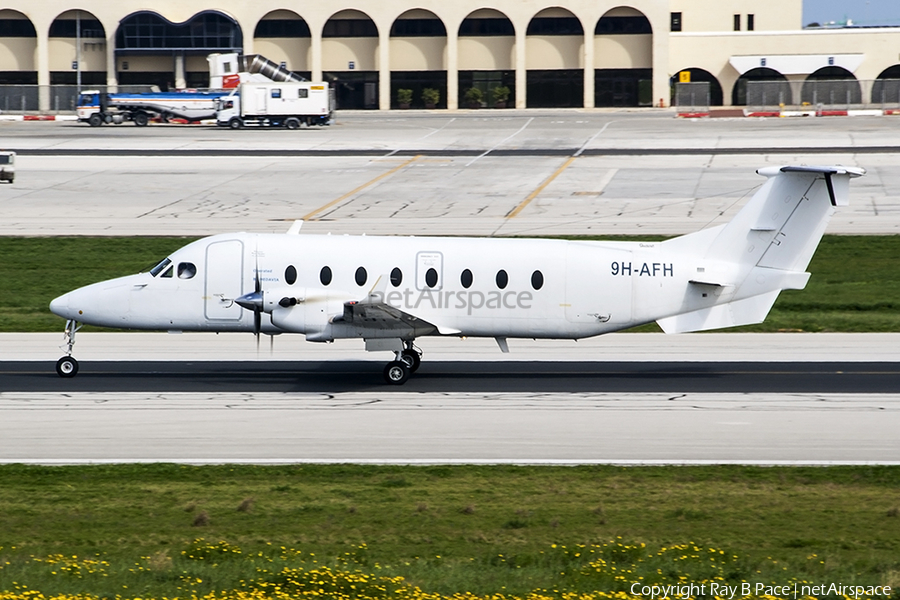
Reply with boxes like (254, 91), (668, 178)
(88, 113), (103, 127)
(401, 350), (421, 373)
(133, 112), (149, 127)
(383, 361), (410, 385)
(228, 117), (243, 130)
(56, 356), (79, 378)
(285, 117), (301, 130)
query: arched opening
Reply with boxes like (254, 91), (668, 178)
(526, 7), (584, 108)
(872, 65), (900, 105)
(594, 6), (652, 107)
(49, 10), (107, 86)
(731, 67), (790, 106)
(458, 9), (515, 108)
(116, 10), (242, 90)
(390, 9), (447, 109)
(0, 10), (37, 86)
(253, 10), (311, 80)
(670, 68), (723, 107)
(801, 66), (861, 106)
(323, 9), (379, 109)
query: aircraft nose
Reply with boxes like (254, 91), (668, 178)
(49, 292), (73, 319)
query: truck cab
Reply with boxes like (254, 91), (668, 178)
(76, 90), (107, 126)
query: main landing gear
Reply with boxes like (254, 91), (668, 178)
(56, 319), (81, 378)
(382, 342), (422, 385)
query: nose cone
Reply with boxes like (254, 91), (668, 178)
(49, 292), (74, 319)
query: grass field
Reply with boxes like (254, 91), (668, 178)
(0, 464), (898, 600)
(1, 235), (899, 333)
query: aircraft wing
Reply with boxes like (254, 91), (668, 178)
(337, 299), (440, 337)
(332, 276), (460, 337)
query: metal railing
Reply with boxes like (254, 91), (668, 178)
(745, 79), (900, 113)
(674, 82), (710, 113)
(0, 85), (157, 114)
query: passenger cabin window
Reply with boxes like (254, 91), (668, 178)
(531, 270), (544, 290)
(285, 265), (297, 285)
(460, 269), (473, 289)
(390, 267), (403, 287)
(178, 262), (196, 279)
(149, 257), (171, 277)
(355, 267), (367, 286)
(496, 270), (508, 289)
(320, 266), (332, 286)
(425, 268), (438, 288)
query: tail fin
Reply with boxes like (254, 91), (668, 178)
(658, 165), (864, 333)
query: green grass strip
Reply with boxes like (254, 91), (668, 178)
(0, 464), (898, 598)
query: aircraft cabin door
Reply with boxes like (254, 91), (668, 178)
(205, 239), (244, 321)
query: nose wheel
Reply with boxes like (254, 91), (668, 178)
(56, 356), (79, 378)
(56, 319), (81, 378)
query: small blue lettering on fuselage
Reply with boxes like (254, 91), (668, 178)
(611, 262), (673, 277)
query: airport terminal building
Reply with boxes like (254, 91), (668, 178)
(2, 0), (900, 110)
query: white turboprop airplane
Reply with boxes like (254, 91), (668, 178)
(50, 165), (863, 384)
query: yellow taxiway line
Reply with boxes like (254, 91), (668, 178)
(301, 155), (422, 221)
(505, 155), (577, 218)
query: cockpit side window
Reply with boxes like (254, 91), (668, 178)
(178, 262), (197, 279)
(150, 258), (172, 277)
(161, 266), (174, 278)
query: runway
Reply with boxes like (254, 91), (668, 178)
(3, 360), (900, 393)
(2, 334), (899, 464)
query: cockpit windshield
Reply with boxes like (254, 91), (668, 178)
(149, 258), (172, 277)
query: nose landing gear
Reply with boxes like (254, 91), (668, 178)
(56, 319), (81, 378)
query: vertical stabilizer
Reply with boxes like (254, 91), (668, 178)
(657, 165), (864, 334)
(705, 165), (863, 272)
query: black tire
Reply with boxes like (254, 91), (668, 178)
(401, 350), (421, 373)
(383, 361), (410, 385)
(88, 113), (103, 127)
(56, 356), (79, 378)
(133, 112), (149, 127)
(228, 117), (243, 130)
(285, 117), (300, 130)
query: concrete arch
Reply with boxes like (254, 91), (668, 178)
(594, 5), (652, 107)
(323, 9), (379, 109)
(872, 65), (900, 105)
(801, 66), (861, 105)
(389, 8), (447, 109)
(253, 9), (311, 75)
(48, 9), (106, 85)
(526, 7), (584, 107)
(732, 67), (790, 106)
(671, 67), (723, 106)
(0, 9), (37, 82)
(115, 10), (242, 90)
(457, 8), (516, 108)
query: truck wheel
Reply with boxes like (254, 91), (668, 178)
(228, 117), (243, 130)
(285, 118), (301, 130)
(88, 113), (103, 127)
(133, 112), (149, 127)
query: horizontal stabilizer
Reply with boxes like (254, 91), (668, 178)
(656, 291), (780, 334)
